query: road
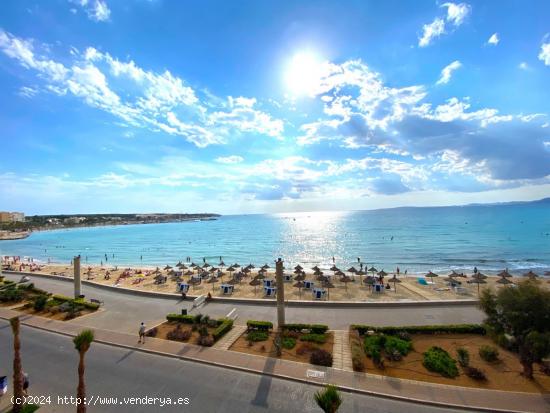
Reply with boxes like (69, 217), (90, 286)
(0, 322), (465, 413)
(1, 273), (485, 333)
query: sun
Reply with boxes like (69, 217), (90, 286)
(284, 52), (324, 96)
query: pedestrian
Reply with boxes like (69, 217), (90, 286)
(474, 266), (478, 274)
(138, 322), (146, 343)
(22, 372), (29, 396)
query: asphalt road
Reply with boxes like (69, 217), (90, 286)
(0, 322), (465, 413)
(1, 272), (485, 333)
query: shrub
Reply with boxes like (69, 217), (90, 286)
(396, 331), (412, 341)
(247, 330), (269, 342)
(52, 294), (72, 303)
(198, 325), (208, 337)
(299, 333), (326, 344)
(284, 323), (329, 333)
(456, 347), (470, 367)
(193, 313), (203, 324)
(166, 314), (196, 324)
(200, 314), (210, 325)
(296, 342), (318, 356)
(246, 320), (273, 331)
(146, 327), (158, 337)
(198, 334), (214, 347)
(33, 295), (48, 311)
(310, 324), (329, 334)
(212, 319), (233, 341)
(352, 324), (486, 336)
(208, 319), (219, 328)
(350, 330), (365, 372)
(310, 349), (333, 366)
(364, 335), (384, 357)
(371, 348), (384, 369)
(384, 335), (412, 357)
(423, 346), (459, 378)
(464, 366), (487, 381)
(314, 385), (342, 413)
(167, 326), (192, 341)
(0, 286), (23, 303)
(282, 337), (296, 349)
(283, 330), (300, 339)
(479, 345), (499, 362)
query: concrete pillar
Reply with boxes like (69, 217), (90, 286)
(275, 258), (285, 328)
(73, 255), (81, 298)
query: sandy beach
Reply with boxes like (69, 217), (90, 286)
(3, 259), (548, 302)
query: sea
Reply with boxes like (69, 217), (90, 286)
(1, 203), (550, 275)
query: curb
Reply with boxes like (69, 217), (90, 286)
(3, 271), (479, 308)
(0, 314), (531, 413)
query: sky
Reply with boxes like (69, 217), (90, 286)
(0, 0), (549, 215)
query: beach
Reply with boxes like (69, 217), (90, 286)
(4, 259), (548, 302)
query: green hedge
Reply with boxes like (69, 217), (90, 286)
(246, 320), (273, 331)
(166, 314), (196, 323)
(283, 323), (329, 334)
(299, 333), (327, 344)
(351, 324), (486, 336)
(52, 295), (99, 311)
(52, 294), (72, 302)
(213, 318), (233, 341)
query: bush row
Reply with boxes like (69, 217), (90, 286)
(246, 320), (273, 331)
(283, 323), (329, 334)
(351, 324), (486, 336)
(52, 294), (99, 311)
(213, 318), (233, 342)
(166, 314), (196, 323)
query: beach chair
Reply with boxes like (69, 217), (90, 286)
(221, 284), (233, 295)
(264, 286), (277, 297)
(304, 280), (314, 290)
(178, 283), (190, 293)
(312, 288), (326, 300)
(263, 279), (274, 288)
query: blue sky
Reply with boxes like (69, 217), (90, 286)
(0, 0), (549, 215)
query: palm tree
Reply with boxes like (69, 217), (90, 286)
(314, 385), (342, 413)
(10, 316), (24, 413)
(73, 329), (94, 413)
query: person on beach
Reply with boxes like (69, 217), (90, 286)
(138, 322), (146, 343)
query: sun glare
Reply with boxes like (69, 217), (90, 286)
(284, 52), (324, 96)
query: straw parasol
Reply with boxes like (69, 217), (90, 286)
(335, 270), (345, 277)
(261, 264), (270, 270)
(523, 270), (539, 279)
(190, 262), (197, 268)
(294, 264), (303, 272)
(355, 269), (365, 284)
(340, 274), (352, 290)
(294, 272), (306, 282)
(322, 279), (335, 299)
(164, 265), (172, 271)
(189, 277), (201, 290)
(209, 267), (218, 273)
(425, 271), (439, 284)
(207, 276), (219, 291)
(497, 277), (514, 286)
(368, 266), (378, 276)
(469, 276), (487, 295)
(255, 272), (266, 281)
(377, 270), (388, 280)
(390, 274), (401, 293)
(293, 281), (305, 298)
(347, 267), (357, 278)
(450, 270), (466, 278)
(311, 265), (320, 272)
(363, 276), (375, 290)
(497, 269), (513, 278)
(176, 262), (184, 269)
(249, 278), (261, 295)
(219, 260), (225, 267)
(202, 263), (211, 269)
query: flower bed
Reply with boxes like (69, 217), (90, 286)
(150, 314), (233, 347)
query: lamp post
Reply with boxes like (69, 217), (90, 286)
(74, 255), (81, 298)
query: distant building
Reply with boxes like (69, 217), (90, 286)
(64, 216), (86, 224)
(0, 211), (25, 223)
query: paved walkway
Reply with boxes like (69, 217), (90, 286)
(214, 324), (247, 350)
(1, 308), (547, 413)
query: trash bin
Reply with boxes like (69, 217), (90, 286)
(0, 376), (7, 396)
(181, 309), (187, 316)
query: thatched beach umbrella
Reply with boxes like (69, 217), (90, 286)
(425, 271), (438, 284)
(497, 277), (514, 286)
(322, 280), (335, 300)
(497, 269), (513, 278)
(377, 270), (388, 277)
(356, 269), (365, 284)
(335, 270), (345, 277)
(164, 265), (172, 271)
(294, 272), (306, 282)
(227, 277), (239, 286)
(261, 264), (270, 271)
(469, 276), (487, 295)
(190, 262), (197, 268)
(249, 278), (261, 295)
(176, 262), (184, 269)
(311, 265), (320, 272)
(523, 270), (539, 279)
(363, 276), (375, 291)
(293, 280), (305, 298)
(340, 274), (352, 290)
(189, 277), (201, 290)
(390, 274), (401, 293)
(207, 276), (219, 291)
(329, 265), (339, 272)
(184, 270), (194, 277)
(209, 267), (218, 274)
(202, 263), (211, 269)
(450, 270), (466, 278)
(368, 266), (378, 276)
(294, 264), (303, 272)
(219, 260), (225, 267)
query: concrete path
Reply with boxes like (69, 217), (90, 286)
(332, 330), (353, 371)
(214, 324), (247, 350)
(1, 308), (547, 413)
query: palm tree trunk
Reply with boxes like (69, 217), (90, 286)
(77, 351), (86, 413)
(11, 317), (23, 413)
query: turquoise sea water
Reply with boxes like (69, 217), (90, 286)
(1, 204), (550, 274)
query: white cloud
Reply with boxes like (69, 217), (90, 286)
(442, 2), (471, 26)
(519, 62), (529, 70)
(215, 155), (244, 164)
(18, 86), (38, 98)
(419, 18), (445, 47)
(487, 33), (499, 46)
(71, 0), (111, 22)
(436, 60), (462, 85)
(539, 41), (550, 66)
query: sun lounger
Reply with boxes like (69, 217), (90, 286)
(264, 286), (277, 297)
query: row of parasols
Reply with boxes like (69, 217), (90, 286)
(157, 261), (549, 296)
